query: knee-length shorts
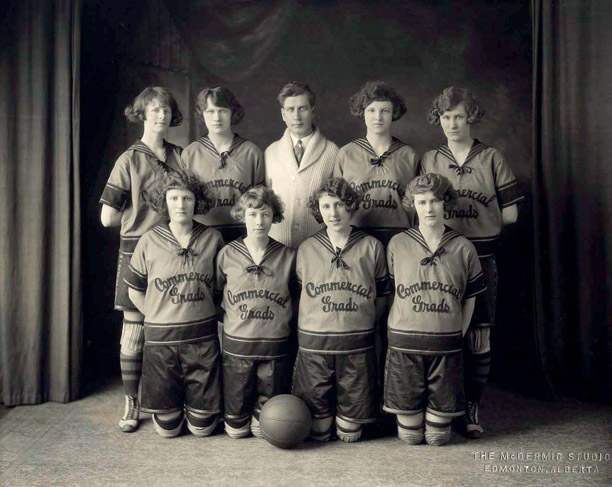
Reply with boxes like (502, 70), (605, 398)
(222, 353), (292, 425)
(383, 349), (464, 418)
(141, 338), (221, 415)
(292, 349), (378, 424)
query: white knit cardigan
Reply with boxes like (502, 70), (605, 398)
(264, 127), (339, 248)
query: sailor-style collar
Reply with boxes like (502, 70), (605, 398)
(312, 226), (369, 270)
(436, 139), (488, 176)
(228, 237), (284, 278)
(352, 136), (407, 174)
(403, 226), (462, 266)
(128, 140), (177, 173)
(152, 221), (208, 265)
(196, 134), (247, 170)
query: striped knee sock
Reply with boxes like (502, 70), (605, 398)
(120, 352), (142, 397)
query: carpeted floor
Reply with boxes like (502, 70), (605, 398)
(1, 379), (611, 487)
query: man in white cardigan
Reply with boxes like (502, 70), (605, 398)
(265, 82), (339, 248)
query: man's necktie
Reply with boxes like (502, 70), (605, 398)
(294, 139), (304, 166)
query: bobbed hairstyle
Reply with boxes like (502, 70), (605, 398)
(196, 86), (245, 126)
(427, 86), (485, 125)
(230, 186), (284, 224)
(277, 81), (316, 108)
(402, 173), (458, 213)
(308, 177), (363, 224)
(143, 168), (215, 217)
(350, 81), (407, 122)
(124, 87), (183, 126)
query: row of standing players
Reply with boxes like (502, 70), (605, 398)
(100, 81), (524, 445)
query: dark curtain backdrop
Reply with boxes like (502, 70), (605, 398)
(0, 0), (81, 405)
(533, 0), (612, 402)
(82, 0), (538, 395)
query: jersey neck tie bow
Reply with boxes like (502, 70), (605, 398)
(420, 247), (446, 266)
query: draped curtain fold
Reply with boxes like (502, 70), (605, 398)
(163, 0), (296, 82)
(533, 0), (612, 401)
(0, 0), (81, 405)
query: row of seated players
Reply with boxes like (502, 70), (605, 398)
(123, 173), (481, 446)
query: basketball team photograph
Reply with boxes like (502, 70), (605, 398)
(1, 1), (611, 486)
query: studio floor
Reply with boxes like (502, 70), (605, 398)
(1, 379), (611, 487)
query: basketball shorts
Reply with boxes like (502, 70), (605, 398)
(222, 353), (291, 423)
(115, 237), (140, 311)
(470, 256), (497, 328)
(383, 349), (464, 418)
(141, 338), (222, 415)
(292, 349), (378, 424)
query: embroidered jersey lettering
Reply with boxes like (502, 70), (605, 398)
(99, 140), (184, 240)
(420, 140), (524, 256)
(216, 238), (296, 359)
(296, 228), (392, 354)
(333, 137), (419, 244)
(181, 134), (264, 236)
(124, 222), (224, 345)
(387, 226), (486, 354)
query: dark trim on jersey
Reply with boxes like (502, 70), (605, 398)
(497, 179), (524, 207)
(388, 328), (463, 354)
(298, 328), (375, 354)
(144, 316), (218, 345)
(376, 274), (393, 297)
(465, 272), (486, 299)
(468, 236), (498, 258)
(119, 235), (141, 254)
(352, 136), (407, 167)
(436, 139), (488, 167)
(222, 331), (291, 359)
(311, 227), (368, 270)
(100, 182), (129, 210)
(196, 134), (248, 169)
(124, 264), (147, 291)
(402, 226), (462, 257)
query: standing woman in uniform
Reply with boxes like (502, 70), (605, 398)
(182, 86), (265, 244)
(333, 80), (419, 247)
(420, 87), (523, 439)
(100, 86), (184, 432)
(333, 81), (419, 413)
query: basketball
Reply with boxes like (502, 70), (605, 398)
(259, 394), (312, 449)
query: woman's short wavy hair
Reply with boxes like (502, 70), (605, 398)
(402, 173), (458, 213)
(350, 81), (407, 122)
(427, 87), (485, 126)
(196, 86), (245, 126)
(308, 177), (363, 224)
(124, 87), (183, 127)
(230, 186), (284, 224)
(143, 169), (215, 218)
